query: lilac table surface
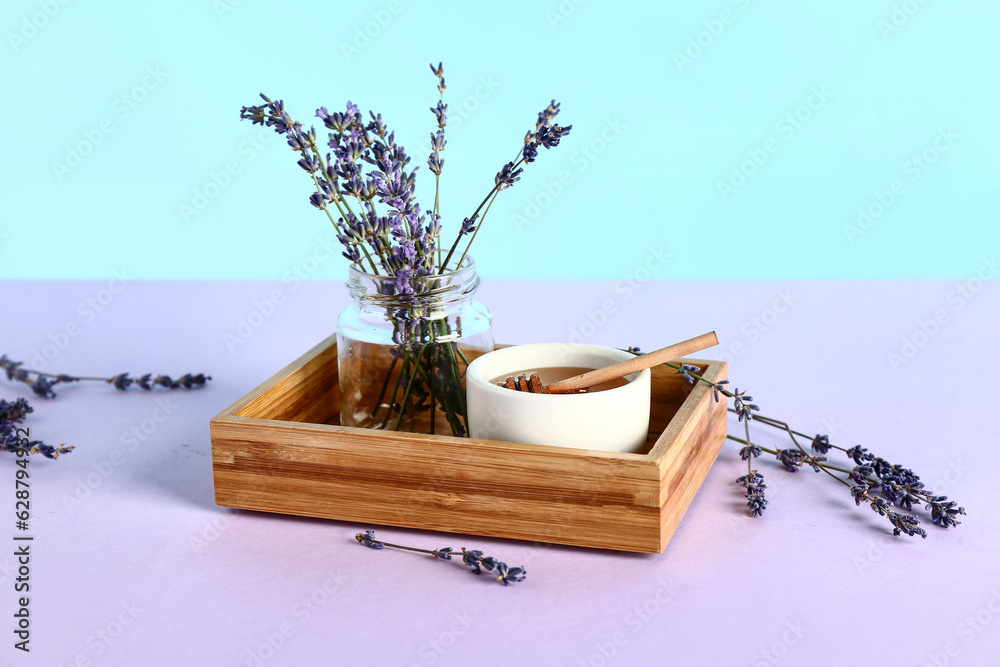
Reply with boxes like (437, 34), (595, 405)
(1, 279), (997, 667)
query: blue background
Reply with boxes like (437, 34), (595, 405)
(1, 0), (996, 280)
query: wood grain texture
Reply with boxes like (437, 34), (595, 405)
(210, 337), (728, 553)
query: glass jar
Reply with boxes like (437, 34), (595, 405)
(336, 257), (493, 436)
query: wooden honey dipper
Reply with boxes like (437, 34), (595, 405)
(498, 331), (719, 394)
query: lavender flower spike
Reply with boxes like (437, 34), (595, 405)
(1, 355), (211, 398)
(431, 100), (447, 129)
(732, 388), (759, 422)
(495, 161), (523, 190)
(429, 62), (445, 94)
(460, 214), (478, 235)
(428, 153), (444, 176)
(355, 530), (385, 549)
(737, 470), (767, 516)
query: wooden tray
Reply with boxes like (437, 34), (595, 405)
(210, 335), (728, 553)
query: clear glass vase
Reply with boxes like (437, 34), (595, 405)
(336, 257), (493, 436)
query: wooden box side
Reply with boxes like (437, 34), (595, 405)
(211, 337), (725, 553)
(649, 359), (729, 550)
(211, 416), (663, 551)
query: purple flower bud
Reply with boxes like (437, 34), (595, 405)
(297, 153), (319, 173)
(431, 100), (447, 129)
(430, 131), (446, 152)
(495, 161), (523, 189)
(428, 153), (444, 175)
(309, 192), (327, 210)
(522, 142), (539, 163)
(460, 214), (478, 235)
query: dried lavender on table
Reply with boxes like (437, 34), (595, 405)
(355, 530), (526, 586)
(0, 398), (73, 459)
(625, 349), (965, 538)
(728, 412), (965, 537)
(1, 355), (211, 399)
(1, 356), (210, 460)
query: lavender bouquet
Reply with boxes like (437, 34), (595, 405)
(241, 63), (571, 435)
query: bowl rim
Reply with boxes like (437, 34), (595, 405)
(466, 343), (650, 400)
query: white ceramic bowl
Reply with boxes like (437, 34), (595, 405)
(466, 343), (651, 453)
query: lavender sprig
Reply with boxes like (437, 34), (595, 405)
(0, 398), (73, 459)
(438, 98), (571, 274)
(737, 436), (768, 516)
(622, 347), (963, 537)
(1, 355), (210, 399)
(428, 62), (448, 266)
(737, 470), (768, 517)
(735, 406), (768, 516)
(728, 413), (963, 538)
(355, 530), (526, 586)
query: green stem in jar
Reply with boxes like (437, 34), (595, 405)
(408, 342), (463, 436)
(444, 343), (468, 427)
(393, 342), (431, 431)
(371, 354), (399, 426)
(380, 355), (410, 430)
(425, 321), (436, 435)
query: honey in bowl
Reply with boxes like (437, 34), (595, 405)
(490, 366), (629, 393)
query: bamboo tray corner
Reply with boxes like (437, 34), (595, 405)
(210, 335), (728, 553)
